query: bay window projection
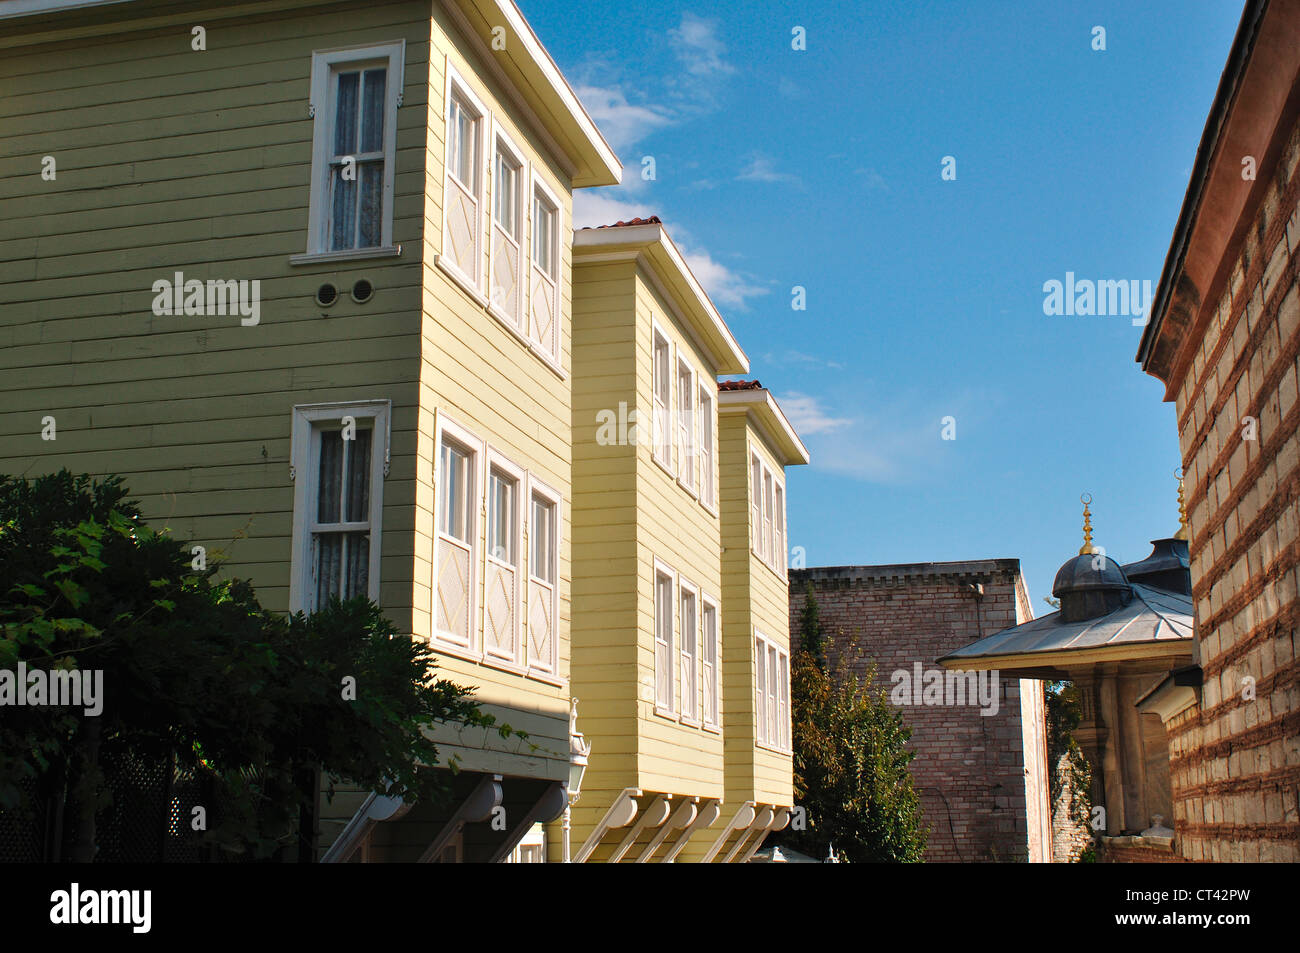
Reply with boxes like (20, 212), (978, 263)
(680, 584), (698, 722)
(654, 567), (675, 712)
(484, 459), (522, 663)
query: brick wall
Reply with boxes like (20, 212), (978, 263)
(790, 562), (1049, 863)
(1168, 113), (1300, 863)
(1050, 751), (1094, 863)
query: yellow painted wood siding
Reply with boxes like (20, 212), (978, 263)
(630, 270), (725, 796)
(719, 413), (794, 806)
(0, 1), (432, 624)
(569, 260), (640, 818)
(408, 4), (578, 779)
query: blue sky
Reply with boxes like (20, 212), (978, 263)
(520, 0), (1244, 611)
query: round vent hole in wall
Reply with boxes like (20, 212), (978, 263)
(351, 279), (374, 304)
(315, 283), (338, 308)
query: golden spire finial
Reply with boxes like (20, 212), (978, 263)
(1174, 469), (1188, 541)
(1079, 493), (1097, 555)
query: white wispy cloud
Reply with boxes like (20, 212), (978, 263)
(680, 247), (767, 310)
(669, 12), (735, 79)
(571, 193), (655, 230)
(571, 195), (767, 311)
(764, 350), (844, 371)
(854, 167), (889, 191)
(574, 84), (672, 155)
(777, 392), (854, 435)
(737, 155), (800, 185)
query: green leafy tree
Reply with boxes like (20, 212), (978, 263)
(778, 589), (927, 862)
(0, 470), (502, 860)
(798, 582), (826, 670)
(781, 650), (928, 862)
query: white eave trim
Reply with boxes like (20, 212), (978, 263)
(718, 389), (810, 466)
(0, 0), (131, 17)
(574, 223), (749, 374)
(481, 0), (621, 187)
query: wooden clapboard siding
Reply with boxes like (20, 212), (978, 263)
(0, 0), (581, 801)
(0, 1), (432, 646)
(404, 2), (578, 780)
(629, 269), (725, 797)
(568, 251), (728, 861)
(719, 412), (795, 807)
(568, 260), (640, 807)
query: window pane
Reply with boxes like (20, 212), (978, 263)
(318, 430), (343, 522)
(439, 442), (470, 541)
(345, 531), (369, 600)
(344, 428), (372, 522)
(357, 161), (384, 248)
(755, 642), (766, 743)
(330, 169), (357, 251)
(450, 98), (476, 188)
(334, 71), (359, 155)
(531, 494), (555, 584)
(360, 68), (386, 153)
(768, 646), (779, 742)
(495, 153), (518, 237)
(533, 196), (554, 275)
(315, 532), (342, 606)
(488, 468), (515, 564)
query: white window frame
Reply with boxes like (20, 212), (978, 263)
(651, 321), (674, 474)
(676, 358), (696, 497)
(528, 169), (564, 369)
(439, 59), (489, 299)
(698, 383), (716, 512)
(289, 400), (391, 613)
(525, 474), (562, 678)
(754, 631), (791, 754)
(303, 42), (405, 258)
(701, 594), (720, 730)
(433, 414), (485, 652)
(749, 444), (787, 580)
(653, 560), (676, 717)
(483, 448), (525, 668)
(678, 578), (700, 725)
(487, 119), (527, 334)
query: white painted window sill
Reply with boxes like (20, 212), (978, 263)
(289, 245), (402, 266)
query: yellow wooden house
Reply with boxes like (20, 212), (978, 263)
(566, 220), (809, 862)
(0, 0), (616, 863)
(1, 0), (807, 862)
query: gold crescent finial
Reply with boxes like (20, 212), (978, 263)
(1079, 494), (1097, 555)
(1174, 469), (1188, 541)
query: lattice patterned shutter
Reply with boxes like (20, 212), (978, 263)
(528, 577), (554, 673)
(484, 558), (518, 662)
(436, 537), (471, 645)
(492, 224), (521, 325)
(445, 172), (479, 283)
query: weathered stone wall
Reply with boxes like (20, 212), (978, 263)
(1170, 113), (1300, 862)
(790, 562), (1050, 863)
